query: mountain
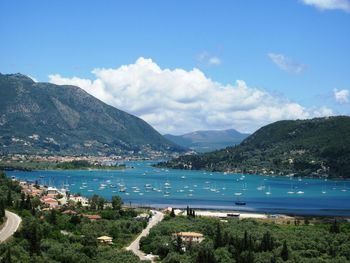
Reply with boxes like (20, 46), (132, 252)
(0, 73), (184, 155)
(164, 129), (249, 152)
(160, 116), (350, 178)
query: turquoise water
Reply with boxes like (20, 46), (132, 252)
(6, 161), (350, 216)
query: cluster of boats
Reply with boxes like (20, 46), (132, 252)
(40, 171), (349, 206)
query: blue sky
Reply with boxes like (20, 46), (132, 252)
(1, 0), (349, 134)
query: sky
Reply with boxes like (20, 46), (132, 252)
(1, 0), (349, 134)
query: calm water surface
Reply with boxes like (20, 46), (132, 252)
(7, 161), (350, 216)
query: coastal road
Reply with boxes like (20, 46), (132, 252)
(0, 210), (22, 243)
(126, 210), (164, 262)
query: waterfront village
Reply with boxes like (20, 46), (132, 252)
(14, 177), (290, 245)
(1, 154), (161, 166)
(15, 178), (209, 246)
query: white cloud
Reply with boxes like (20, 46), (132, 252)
(208, 56), (221, 66)
(268, 53), (306, 74)
(334, 88), (349, 103)
(28, 75), (38, 82)
(49, 57), (333, 134)
(197, 52), (222, 66)
(301, 0), (350, 12)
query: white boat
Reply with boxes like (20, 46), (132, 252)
(257, 185), (265, 191)
(297, 191), (304, 194)
(119, 187), (127, 192)
(287, 183), (294, 194)
(265, 186), (272, 195)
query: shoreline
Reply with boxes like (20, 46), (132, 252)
(130, 203), (350, 218)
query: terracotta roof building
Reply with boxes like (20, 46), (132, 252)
(173, 232), (204, 243)
(97, 236), (113, 244)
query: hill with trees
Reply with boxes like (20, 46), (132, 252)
(160, 116), (350, 178)
(0, 73), (183, 156)
(141, 214), (350, 262)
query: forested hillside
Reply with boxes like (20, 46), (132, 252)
(161, 116), (350, 178)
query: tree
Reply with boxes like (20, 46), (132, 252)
(47, 209), (57, 225)
(281, 240), (289, 261)
(89, 194), (99, 210)
(1, 247), (12, 263)
(330, 219), (340, 234)
(174, 234), (183, 253)
(214, 247), (233, 263)
(70, 214), (81, 225)
(6, 191), (12, 207)
(170, 208), (175, 218)
(196, 244), (216, 263)
(22, 218), (42, 255)
(214, 222), (223, 249)
(97, 196), (105, 210)
(25, 195), (32, 210)
(31, 197), (41, 209)
(260, 231), (274, 252)
(20, 193), (26, 209)
(0, 199), (5, 219)
(112, 195), (123, 211)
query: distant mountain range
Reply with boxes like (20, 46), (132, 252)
(161, 116), (350, 178)
(0, 73), (184, 155)
(164, 129), (250, 153)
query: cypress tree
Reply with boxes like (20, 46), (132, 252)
(0, 199), (5, 219)
(6, 191), (12, 207)
(175, 234), (183, 253)
(20, 193), (25, 209)
(214, 222), (223, 248)
(170, 208), (175, 217)
(1, 247), (12, 263)
(330, 219), (340, 234)
(25, 195), (32, 210)
(281, 240), (289, 261)
(243, 230), (248, 250)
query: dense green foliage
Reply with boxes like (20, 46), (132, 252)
(0, 201), (146, 262)
(141, 215), (350, 263)
(0, 73), (183, 156)
(0, 171), (21, 223)
(162, 116), (350, 178)
(0, 170), (146, 262)
(55, 160), (125, 170)
(0, 160), (126, 171)
(164, 129), (249, 153)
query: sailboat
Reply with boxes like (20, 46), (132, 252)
(265, 186), (272, 195)
(287, 183), (295, 194)
(234, 192), (246, 206)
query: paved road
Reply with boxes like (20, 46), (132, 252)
(0, 210), (22, 242)
(126, 210), (164, 262)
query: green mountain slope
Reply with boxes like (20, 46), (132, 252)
(0, 73), (183, 155)
(161, 116), (350, 178)
(164, 129), (249, 152)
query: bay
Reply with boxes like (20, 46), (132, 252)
(6, 161), (350, 216)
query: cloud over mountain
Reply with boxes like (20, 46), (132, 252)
(49, 57), (333, 134)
